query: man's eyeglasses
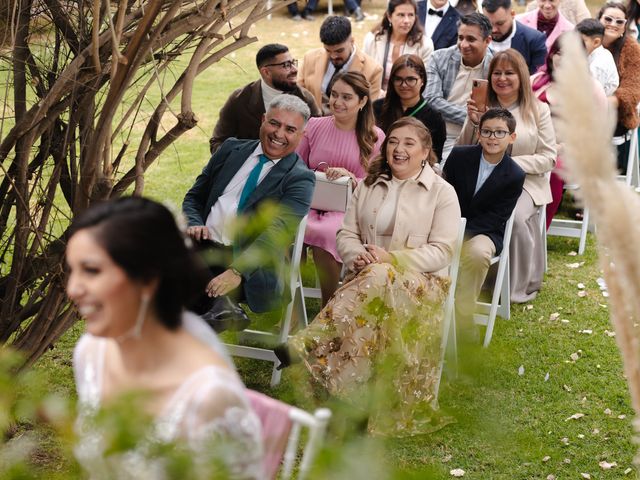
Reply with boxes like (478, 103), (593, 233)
(392, 76), (420, 87)
(478, 129), (510, 139)
(602, 15), (627, 26)
(264, 59), (298, 70)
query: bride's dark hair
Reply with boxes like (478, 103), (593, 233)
(67, 196), (209, 329)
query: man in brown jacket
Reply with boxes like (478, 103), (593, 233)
(209, 43), (320, 153)
(298, 15), (382, 114)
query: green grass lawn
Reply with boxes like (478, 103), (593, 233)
(22, 1), (637, 478)
(35, 235), (636, 478)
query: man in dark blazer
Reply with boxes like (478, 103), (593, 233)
(417, 0), (460, 50)
(483, 0), (547, 74)
(184, 95), (315, 329)
(209, 43), (320, 154)
(443, 108), (525, 335)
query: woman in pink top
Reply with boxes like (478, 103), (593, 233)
(297, 71), (385, 306)
(516, 0), (574, 50)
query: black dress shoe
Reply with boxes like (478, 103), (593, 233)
(202, 296), (250, 333)
(274, 344), (296, 370)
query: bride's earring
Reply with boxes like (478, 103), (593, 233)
(116, 293), (151, 343)
(131, 293), (151, 339)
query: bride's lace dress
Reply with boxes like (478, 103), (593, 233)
(73, 312), (263, 479)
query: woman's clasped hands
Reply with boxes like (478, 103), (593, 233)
(352, 244), (393, 271)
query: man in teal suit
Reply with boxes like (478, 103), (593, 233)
(182, 94), (315, 330)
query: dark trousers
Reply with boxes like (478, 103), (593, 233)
(288, 0), (318, 15)
(617, 138), (630, 173)
(192, 240), (245, 314)
(344, 0), (360, 12)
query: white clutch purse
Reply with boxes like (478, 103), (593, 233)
(311, 172), (352, 213)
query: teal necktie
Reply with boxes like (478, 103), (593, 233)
(237, 154), (270, 212)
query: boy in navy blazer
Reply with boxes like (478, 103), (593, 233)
(443, 108), (525, 337)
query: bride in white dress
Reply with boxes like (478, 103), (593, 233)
(66, 197), (263, 479)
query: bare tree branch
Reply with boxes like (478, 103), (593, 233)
(0, 0), (280, 364)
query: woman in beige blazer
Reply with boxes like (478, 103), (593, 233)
(458, 49), (556, 303)
(288, 117), (461, 437)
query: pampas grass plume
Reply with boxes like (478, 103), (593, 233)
(555, 33), (640, 452)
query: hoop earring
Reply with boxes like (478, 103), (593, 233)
(116, 293), (151, 343)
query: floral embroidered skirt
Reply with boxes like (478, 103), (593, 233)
(290, 262), (452, 437)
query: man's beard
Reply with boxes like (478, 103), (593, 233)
(272, 76), (297, 92)
(492, 25), (513, 42)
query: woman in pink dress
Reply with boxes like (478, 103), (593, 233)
(297, 71), (385, 305)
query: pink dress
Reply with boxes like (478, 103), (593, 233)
(296, 116), (384, 262)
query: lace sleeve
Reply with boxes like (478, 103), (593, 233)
(160, 369), (264, 480)
(73, 334), (105, 409)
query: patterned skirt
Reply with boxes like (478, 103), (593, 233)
(290, 262), (452, 437)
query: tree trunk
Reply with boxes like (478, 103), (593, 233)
(0, 0), (294, 366)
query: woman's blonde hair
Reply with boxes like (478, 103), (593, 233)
(487, 49), (539, 125)
(365, 117), (436, 186)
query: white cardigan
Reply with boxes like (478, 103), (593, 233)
(362, 31), (434, 92)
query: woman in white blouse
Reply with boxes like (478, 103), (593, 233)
(363, 0), (434, 95)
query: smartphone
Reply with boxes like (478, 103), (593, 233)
(471, 79), (489, 111)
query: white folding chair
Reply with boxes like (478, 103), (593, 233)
(613, 126), (639, 187)
(225, 216), (308, 387)
(434, 217), (466, 399)
(548, 184), (591, 255)
(246, 389), (331, 480)
(539, 205), (548, 272)
(474, 211), (515, 347)
(282, 406), (331, 479)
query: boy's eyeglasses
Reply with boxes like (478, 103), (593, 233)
(602, 15), (627, 26)
(264, 59), (298, 70)
(478, 129), (510, 139)
(392, 76), (420, 87)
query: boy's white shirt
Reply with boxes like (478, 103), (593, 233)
(588, 45), (620, 96)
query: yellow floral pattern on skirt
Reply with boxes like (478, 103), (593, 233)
(290, 262), (452, 437)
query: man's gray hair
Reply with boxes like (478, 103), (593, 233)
(267, 94), (311, 125)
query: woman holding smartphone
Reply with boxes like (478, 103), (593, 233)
(457, 49), (556, 303)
